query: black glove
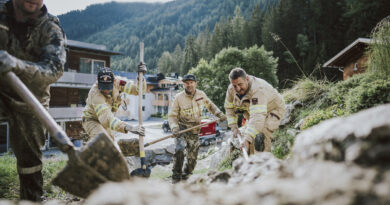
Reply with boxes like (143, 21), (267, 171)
(254, 133), (265, 152)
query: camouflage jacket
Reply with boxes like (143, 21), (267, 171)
(82, 76), (146, 133)
(0, 1), (66, 113)
(224, 75), (285, 142)
(168, 89), (224, 133)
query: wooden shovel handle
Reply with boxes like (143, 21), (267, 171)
(144, 119), (218, 147)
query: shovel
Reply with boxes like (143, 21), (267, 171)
(144, 119), (219, 147)
(118, 119), (219, 156)
(130, 42), (151, 178)
(6, 72), (130, 198)
(237, 133), (249, 161)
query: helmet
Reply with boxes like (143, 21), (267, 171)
(97, 67), (114, 90)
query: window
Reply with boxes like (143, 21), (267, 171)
(79, 58), (106, 74)
(164, 94), (169, 101)
(143, 95), (145, 99)
(142, 106), (145, 111)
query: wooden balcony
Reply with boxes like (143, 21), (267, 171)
(48, 107), (84, 122)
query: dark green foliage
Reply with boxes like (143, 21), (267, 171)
(345, 78), (390, 113)
(272, 128), (295, 159)
(190, 46), (278, 110)
(59, 0), (270, 72)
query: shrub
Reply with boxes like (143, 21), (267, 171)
(283, 78), (329, 104)
(301, 105), (345, 130)
(345, 78), (390, 113)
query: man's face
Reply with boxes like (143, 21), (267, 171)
(13, 0), (43, 15)
(183, 80), (197, 94)
(100, 89), (112, 97)
(231, 76), (249, 95)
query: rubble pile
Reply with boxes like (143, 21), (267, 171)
(85, 104), (390, 205)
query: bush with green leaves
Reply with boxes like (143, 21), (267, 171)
(368, 15), (390, 77)
(283, 78), (329, 104)
(190, 45), (278, 110)
(300, 105), (345, 130)
(345, 78), (390, 113)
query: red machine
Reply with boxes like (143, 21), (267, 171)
(199, 119), (217, 136)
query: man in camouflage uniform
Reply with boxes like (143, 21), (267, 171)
(82, 67), (145, 143)
(168, 74), (227, 183)
(224, 67), (285, 154)
(0, 0), (66, 201)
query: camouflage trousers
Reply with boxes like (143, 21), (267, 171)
(8, 111), (45, 201)
(172, 126), (199, 180)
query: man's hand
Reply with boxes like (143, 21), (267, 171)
(171, 127), (180, 137)
(232, 126), (241, 138)
(240, 139), (250, 153)
(0, 51), (18, 74)
(137, 62), (147, 73)
(125, 124), (145, 136)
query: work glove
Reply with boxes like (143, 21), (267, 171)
(137, 62), (147, 73)
(0, 51), (18, 74)
(231, 126), (241, 138)
(125, 124), (145, 136)
(171, 127), (180, 137)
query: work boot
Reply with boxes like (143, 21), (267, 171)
(254, 133), (265, 152)
(171, 176), (181, 184)
(181, 173), (191, 181)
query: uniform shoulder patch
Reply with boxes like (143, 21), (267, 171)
(119, 80), (126, 86)
(252, 98), (258, 105)
(196, 97), (204, 101)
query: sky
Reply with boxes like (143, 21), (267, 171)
(45, 0), (172, 16)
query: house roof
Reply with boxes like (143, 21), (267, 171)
(113, 71), (159, 85)
(67, 39), (121, 56)
(323, 38), (372, 68)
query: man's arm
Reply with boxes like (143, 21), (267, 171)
(117, 77), (146, 95)
(202, 92), (226, 120)
(92, 95), (127, 133)
(0, 20), (66, 86)
(224, 88), (237, 128)
(168, 95), (180, 133)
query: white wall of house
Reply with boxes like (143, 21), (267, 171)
(116, 93), (154, 121)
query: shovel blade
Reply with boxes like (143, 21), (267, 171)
(118, 138), (139, 157)
(52, 132), (130, 198)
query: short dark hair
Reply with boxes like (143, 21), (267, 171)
(229, 67), (247, 80)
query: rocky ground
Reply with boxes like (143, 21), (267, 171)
(1, 104), (390, 205)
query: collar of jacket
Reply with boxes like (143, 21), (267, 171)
(185, 89), (197, 98)
(3, 1), (49, 27)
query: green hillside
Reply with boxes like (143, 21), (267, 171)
(59, 0), (277, 71)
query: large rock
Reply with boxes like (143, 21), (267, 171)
(292, 104), (390, 166)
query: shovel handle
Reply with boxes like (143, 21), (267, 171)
(144, 119), (219, 147)
(237, 133), (249, 161)
(6, 72), (74, 153)
(138, 42), (146, 169)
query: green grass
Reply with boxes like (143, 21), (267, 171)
(0, 152), (67, 200)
